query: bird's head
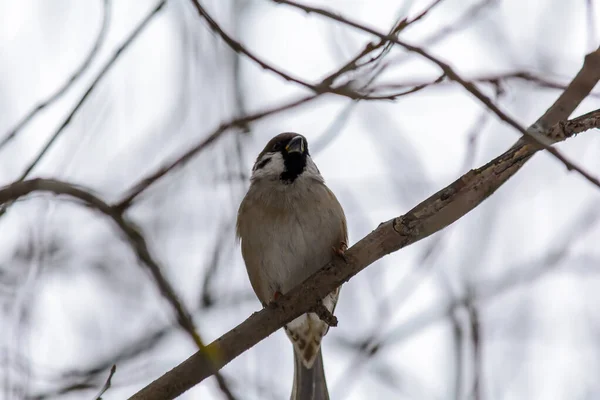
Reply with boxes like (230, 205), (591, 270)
(251, 132), (321, 184)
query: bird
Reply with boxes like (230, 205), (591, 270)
(236, 132), (347, 400)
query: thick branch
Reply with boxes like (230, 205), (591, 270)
(127, 103), (600, 400)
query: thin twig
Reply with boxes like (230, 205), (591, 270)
(406, 0), (446, 26)
(0, 0), (112, 150)
(468, 301), (482, 400)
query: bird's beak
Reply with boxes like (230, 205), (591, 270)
(285, 136), (305, 154)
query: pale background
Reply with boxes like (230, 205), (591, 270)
(1, 0), (600, 399)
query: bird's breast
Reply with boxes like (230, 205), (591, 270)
(239, 180), (344, 301)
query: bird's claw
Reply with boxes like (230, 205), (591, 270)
(332, 241), (348, 263)
(267, 290), (283, 308)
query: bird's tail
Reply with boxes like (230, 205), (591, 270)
(291, 348), (330, 400)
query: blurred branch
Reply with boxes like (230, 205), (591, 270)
(126, 59), (600, 400)
(0, 0), (112, 150)
(0, 178), (236, 399)
(189, 1), (317, 92)
(274, 0), (600, 190)
(445, 279), (465, 400)
(468, 300), (482, 400)
(405, 0), (446, 26)
(200, 221), (234, 308)
(586, 0), (597, 51)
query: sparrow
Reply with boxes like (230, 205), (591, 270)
(236, 132), (347, 400)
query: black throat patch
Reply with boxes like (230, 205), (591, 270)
(280, 152), (306, 183)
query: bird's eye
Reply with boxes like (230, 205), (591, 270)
(272, 142), (282, 151)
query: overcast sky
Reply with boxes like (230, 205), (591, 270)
(1, 1), (600, 399)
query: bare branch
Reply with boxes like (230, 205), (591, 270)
(468, 301), (482, 400)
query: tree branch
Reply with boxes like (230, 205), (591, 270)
(126, 69), (600, 400)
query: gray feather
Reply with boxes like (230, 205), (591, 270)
(291, 349), (330, 400)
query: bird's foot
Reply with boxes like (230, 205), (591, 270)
(267, 291), (283, 308)
(332, 241), (348, 263)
